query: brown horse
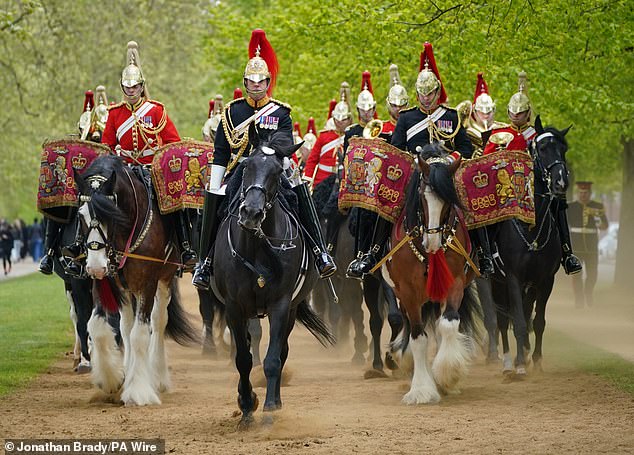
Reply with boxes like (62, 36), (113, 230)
(383, 144), (480, 404)
(76, 155), (197, 406)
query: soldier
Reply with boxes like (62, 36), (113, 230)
(202, 95), (224, 143)
(192, 29), (336, 290)
(382, 64), (410, 137)
(568, 181), (609, 307)
(101, 41), (197, 270)
(348, 43), (473, 278)
(39, 90), (100, 275)
(459, 72), (507, 157)
(484, 72), (582, 275)
(303, 88), (352, 254)
(91, 85), (110, 142)
(345, 71), (396, 278)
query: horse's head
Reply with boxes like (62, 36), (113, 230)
(416, 143), (462, 253)
(533, 115), (571, 197)
(75, 155), (132, 279)
(238, 131), (302, 232)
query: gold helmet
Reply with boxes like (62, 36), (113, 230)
(473, 72), (495, 114)
(120, 41), (144, 88)
(92, 85), (109, 137)
(415, 42), (447, 103)
(244, 29), (278, 96)
(332, 82), (352, 121)
(356, 71), (376, 111)
(386, 64), (409, 107)
(508, 71), (531, 114)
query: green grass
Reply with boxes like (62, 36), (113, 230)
(544, 329), (634, 395)
(0, 273), (74, 397)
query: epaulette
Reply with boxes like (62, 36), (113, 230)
(399, 105), (417, 113)
(270, 98), (292, 111)
(492, 121), (510, 129)
(226, 97), (245, 108)
(107, 101), (125, 111)
(441, 104), (457, 112)
(148, 99), (165, 108)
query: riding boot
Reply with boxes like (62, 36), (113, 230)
(476, 227), (495, 277)
(346, 209), (372, 279)
(39, 218), (60, 275)
(174, 210), (197, 273)
(192, 192), (222, 290)
(293, 182), (337, 278)
(555, 200), (582, 275)
(325, 211), (347, 256)
(347, 213), (390, 278)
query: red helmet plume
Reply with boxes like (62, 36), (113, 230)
(246, 29), (279, 96)
(82, 90), (94, 112)
(327, 99), (337, 119)
(417, 42), (447, 104)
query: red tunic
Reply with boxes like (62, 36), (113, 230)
(382, 119), (396, 135)
(483, 124), (537, 155)
(303, 130), (345, 186)
(102, 99), (181, 165)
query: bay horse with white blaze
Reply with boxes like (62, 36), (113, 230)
(76, 155), (198, 406)
(212, 131), (335, 429)
(384, 144), (481, 404)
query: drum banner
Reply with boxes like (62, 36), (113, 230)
(151, 140), (214, 214)
(37, 138), (111, 222)
(338, 137), (416, 223)
(454, 150), (535, 229)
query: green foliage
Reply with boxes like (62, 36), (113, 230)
(1, 0), (632, 218)
(0, 273), (72, 396)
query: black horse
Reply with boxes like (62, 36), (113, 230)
(489, 117), (571, 377)
(213, 132), (335, 429)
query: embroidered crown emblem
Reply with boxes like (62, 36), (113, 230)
(387, 164), (403, 181)
(353, 148), (366, 160)
(472, 170), (489, 188)
(72, 153), (88, 170)
(168, 155), (182, 173)
(512, 160), (525, 173)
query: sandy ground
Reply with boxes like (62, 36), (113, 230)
(1, 262), (633, 454)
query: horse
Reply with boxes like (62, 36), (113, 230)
(383, 143), (481, 404)
(488, 117), (570, 377)
(75, 155), (198, 406)
(212, 131), (335, 429)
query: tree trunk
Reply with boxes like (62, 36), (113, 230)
(614, 138), (634, 290)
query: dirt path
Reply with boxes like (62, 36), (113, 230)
(2, 275), (634, 454)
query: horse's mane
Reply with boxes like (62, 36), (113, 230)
(259, 131), (295, 154)
(82, 155), (132, 231)
(419, 143), (463, 210)
(543, 126), (568, 149)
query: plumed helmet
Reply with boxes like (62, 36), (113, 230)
(473, 72), (495, 114)
(327, 99), (337, 119)
(356, 71), (376, 111)
(121, 41), (144, 88)
(293, 121), (303, 144)
(508, 71), (531, 114)
(244, 29), (278, 96)
(415, 42), (447, 103)
(202, 95), (224, 140)
(303, 117), (318, 151)
(92, 86), (109, 135)
(387, 64), (409, 107)
(78, 90), (94, 138)
(332, 82), (352, 121)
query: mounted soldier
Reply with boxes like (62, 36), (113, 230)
(101, 40), (197, 270)
(483, 72), (582, 275)
(192, 29), (336, 290)
(347, 43), (473, 278)
(382, 64), (410, 138)
(202, 95), (224, 143)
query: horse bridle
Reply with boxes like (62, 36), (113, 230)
(418, 172), (457, 238)
(531, 132), (567, 194)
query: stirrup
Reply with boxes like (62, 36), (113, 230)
(563, 254), (582, 275)
(315, 250), (337, 278)
(192, 258), (212, 290)
(39, 253), (54, 275)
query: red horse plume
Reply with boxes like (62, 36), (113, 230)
(248, 29), (279, 96)
(426, 249), (455, 302)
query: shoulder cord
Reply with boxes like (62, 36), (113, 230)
(221, 106), (250, 172)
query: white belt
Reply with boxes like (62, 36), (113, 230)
(571, 227), (597, 234)
(318, 164), (336, 173)
(406, 107), (446, 141)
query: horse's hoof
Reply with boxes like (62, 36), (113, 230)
(364, 368), (389, 379)
(263, 401), (282, 412)
(385, 352), (399, 371)
(75, 363), (91, 374)
(402, 387), (441, 405)
(261, 414), (274, 427)
(237, 413), (255, 431)
(515, 366), (527, 377)
(486, 353), (500, 365)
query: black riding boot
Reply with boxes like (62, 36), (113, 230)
(192, 192), (222, 290)
(325, 211), (347, 255)
(475, 227), (494, 277)
(294, 182), (337, 278)
(39, 218), (60, 275)
(174, 210), (197, 272)
(347, 212), (390, 279)
(555, 200), (582, 275)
